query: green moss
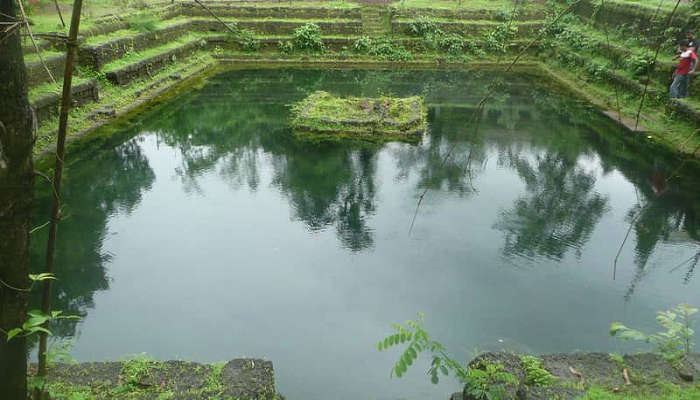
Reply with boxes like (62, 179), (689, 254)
(580, 382), (700, 399)
(290, 91), (427, 144)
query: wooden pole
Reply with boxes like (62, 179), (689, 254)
(37, 0), (83, 378)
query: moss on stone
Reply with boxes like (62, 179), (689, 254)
(290, 90), (427, 144)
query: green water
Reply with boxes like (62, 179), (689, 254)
(31, 68), (700, 400)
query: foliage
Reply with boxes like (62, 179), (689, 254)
(293, 23), (326, 52)
(624, 54), (655, 77)
(126, 16), (157, 33)
(485, 23), (518, 53)
(368, 39), (413, 62)
(277, 40), (294, 55)
(239, 29), (260, 52)
(610, 304), (697, 362)
(353, 36), (373, 53)
(465, 360), (519, 400)
(5, 273), (80, 341)
(438, 33), (466, 56)
(520, 355), (554, 387)
(377, 313), (467, 383)
(6, 309), (79, 341)
(408, 16), (441, 37)
(120, 354), (163, 387)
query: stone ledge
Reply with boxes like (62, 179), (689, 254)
(37, 358), (279, 400)
(31, 79), (99, 126)
(454, 352), (699, 400)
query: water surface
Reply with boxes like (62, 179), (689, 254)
(31, 68), (700, 400)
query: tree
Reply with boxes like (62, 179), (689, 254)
(0, 0), (35, 397)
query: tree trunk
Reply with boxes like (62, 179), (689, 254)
(0, 0), (35, 397)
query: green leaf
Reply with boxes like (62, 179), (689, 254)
(7, 328), (23, 341)
(440, 365), (449, 376)
(377, 341), (383, 351)
(27, 326), (52, 336)
(28, 273), (56, 282)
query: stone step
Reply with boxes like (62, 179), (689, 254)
(104, 39), (206, 86)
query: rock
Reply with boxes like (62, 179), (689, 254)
(221, 358), (277, 400)
(169, 73), (182, 80)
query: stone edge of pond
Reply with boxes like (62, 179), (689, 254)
(448, 352), (700, 400)
(32, 358), (282, 400)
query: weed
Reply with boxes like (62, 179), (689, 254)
(293, 23), (325, 52)
(610, 304), (697, 365)
(126, 16), (157, 33)
(520, 355), (554, 387)
(465, 360), (519, 400)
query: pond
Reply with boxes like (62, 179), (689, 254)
(31, 68), (700, 400)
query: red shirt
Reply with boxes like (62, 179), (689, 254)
(676, 51), (697, 75)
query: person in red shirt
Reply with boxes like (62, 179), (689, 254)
(670, 40), (697, 99)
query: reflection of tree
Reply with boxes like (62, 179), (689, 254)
(147, 70), (382, 251)
(30, 138), (155, 338)
(271, 144), (378, 251)
(576, 111), (700, 298)
(495, 151), (608, 260)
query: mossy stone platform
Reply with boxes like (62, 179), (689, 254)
(290, 91), (427, 143)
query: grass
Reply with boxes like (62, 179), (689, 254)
(101, 32), (203, 72)
(290, 90), (427, 143)
(24, 49), (63, 64)
(28, 77), (90, 101)
(580, 382), (700, 399)
(34, 51), (214, 155)
(393, 0), (544, 10)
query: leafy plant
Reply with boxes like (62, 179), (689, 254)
(610, 304), (697, 362)
(368, 39), (412, 62)
(438, 33), (465, 55)
(293, 23), (325, 52)
(353, 36), (372, 54)
(485, 23), (518, 53)
(520, 355), (554, 387)
(120, 354), (163, 386)
(5, 273), (80, 341)
(378, 314), (520, 400)
(625, 54), (655, 77)
(408, 16), (440, 37)
(277, 40), (294, 55)
(6, 309), (79, 341)
(377, 313), (466, 383)
(126, 16), (157, 33)
(239, 29), (260, 52)
(465, 360), (519, 400)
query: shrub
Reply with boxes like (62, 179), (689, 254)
(610, 303), (697, 364)
(520, 355), (554, 387)
(278, 40), (294, 55)
(239, 29), (260, 52)
(126, 16), (157, 33)
(353, 36), (373, 54)
(408, 16), (440, 37)
(625, 54), (655, 77)
(486, 23), (518, 53)
(368, 39), (413, 62)
(438, 33), (465, 55)
(294, 23), (325, 52)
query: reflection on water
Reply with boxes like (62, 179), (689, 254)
(30, 68), (700, 400)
